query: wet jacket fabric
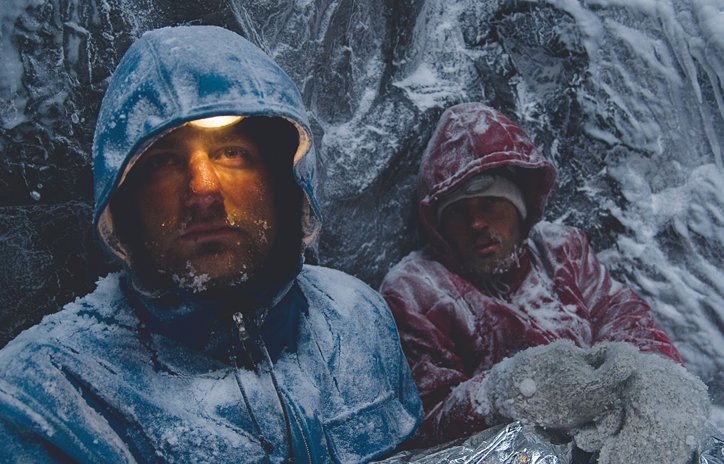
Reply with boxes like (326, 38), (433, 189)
(379, 103), (681, 445)
(0, 26), (421, 463)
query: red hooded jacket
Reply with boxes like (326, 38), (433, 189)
(380, 103), (682, 445)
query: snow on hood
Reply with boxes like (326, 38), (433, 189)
(92, 25), (321, 267)
(418, 102), (557, 262)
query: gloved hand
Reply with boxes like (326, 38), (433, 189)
(574, 350), (710, 464)
(480, 340), (638, 430)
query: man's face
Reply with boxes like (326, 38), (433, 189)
(123, 122), (277, 289)
(440, 196), (523, 279)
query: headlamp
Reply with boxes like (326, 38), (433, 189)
(187, 115), (244, 129)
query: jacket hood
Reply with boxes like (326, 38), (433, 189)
(418, 102), (556, 265)
(92, 25), (321, 269)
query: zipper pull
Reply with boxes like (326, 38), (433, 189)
(232, 312), (257, 370)
(233, 312), (251, 342)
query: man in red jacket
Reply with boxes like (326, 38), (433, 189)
(381, 103), (710, 463)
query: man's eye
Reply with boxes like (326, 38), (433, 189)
(447, 202), (466, 216)
(214, 147), (254, 167)
(144, 153), (181, 170)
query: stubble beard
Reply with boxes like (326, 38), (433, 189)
(168, 235), (272, 292)
(465, 238), (524, 280)
(145, 213), (274, 293)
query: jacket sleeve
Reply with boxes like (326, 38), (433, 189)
(0, 377), (125, 463)
(563, 228), (683, 363)
(381, 267), (500, 445)
(0, 379), (61, 463)
(0, 345), (136, 463)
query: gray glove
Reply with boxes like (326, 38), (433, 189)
(574, 350), (710, 464)
(483, 340), (638, 430)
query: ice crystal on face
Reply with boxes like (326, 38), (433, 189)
(233, 271), (250, 284)
(227, 264), (250, 286)
(172, 262), (211, 293)
(254, 219), (270, 244)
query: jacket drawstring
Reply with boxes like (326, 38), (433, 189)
(256, 332), (301, 464)
(232, 311), (303, 464)
(231, 313), (275, 461)
(232, 368), (275, 456)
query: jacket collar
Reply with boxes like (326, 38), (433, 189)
(121, 258), (302, 359)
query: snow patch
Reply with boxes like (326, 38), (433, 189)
(394, 63), (462, 111)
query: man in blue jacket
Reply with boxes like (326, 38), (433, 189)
(0, 26), (421, 463)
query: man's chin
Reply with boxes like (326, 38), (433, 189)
(467, 246), (523, 279)
(469, 264), (510, 279)
(166, 251), (262, 293)
(170, 267), (254, 293)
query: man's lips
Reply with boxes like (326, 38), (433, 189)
(473, 239), (499, 255)
(179, 221), (241, 242)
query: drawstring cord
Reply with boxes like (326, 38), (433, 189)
(232, 311), (300, 464)
(256, 332), (298, 464)
(231, 367), (275, 456)
(230, 313), (275, 460)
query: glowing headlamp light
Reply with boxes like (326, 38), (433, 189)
(187, 115), (244, 129)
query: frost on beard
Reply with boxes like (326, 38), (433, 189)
(171, 262), (211, 293)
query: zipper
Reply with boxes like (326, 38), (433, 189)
(255, 330), (313, 464)
(233, 311), (312, 463)
(232, 312), (258, 370)
(231, 312), (274, 459)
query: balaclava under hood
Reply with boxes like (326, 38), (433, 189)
(92, 26), (321, 302)
(418, 102), (557, 269)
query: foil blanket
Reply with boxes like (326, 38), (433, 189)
(376, 421), (724, 464)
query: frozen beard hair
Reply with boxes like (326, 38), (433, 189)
(437, 174), (527, 222)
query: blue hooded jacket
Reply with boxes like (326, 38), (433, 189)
(0, 26), (421, 463)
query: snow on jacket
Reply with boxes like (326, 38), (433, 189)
(379, 103), (681, 445)
(0, 26), (421, 463)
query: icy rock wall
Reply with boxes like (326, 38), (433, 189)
(0, 0), (239, 350)
(1, 0), (722, 415)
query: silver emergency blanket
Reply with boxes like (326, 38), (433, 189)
(698, 429), (724, 464)
(376, 421), (724, 464)
(376, 422), (571, 464)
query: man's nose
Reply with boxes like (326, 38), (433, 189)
(469, 207), (490, 231)
(186, 153), (222, 207)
